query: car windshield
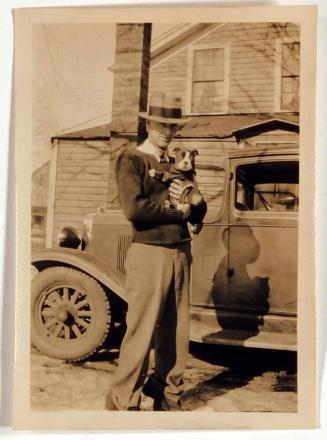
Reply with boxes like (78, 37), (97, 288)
(235, 160), (299, 212)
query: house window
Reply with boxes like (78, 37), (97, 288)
(280, 42), (300, 111)
(188, 45), (228, 114)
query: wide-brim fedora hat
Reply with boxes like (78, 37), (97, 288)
(139, 93), (191, 125)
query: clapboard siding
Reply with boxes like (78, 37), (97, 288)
(57, 166), (109, 173)
(200, 23), (299, 42)
(149, 22), (300, 115)
(56, 180), (108, 188)
(59, 153), (109, 161)
(229, 80), (275, 88)
(57, 173), (108, 181)
(55, 193), (107, 201)
(57, 159), (109, 167)
(59, 145), (108, 154)
(55, 199), (105, 208)
(52, 140), (110, 244)
(149, 49), (188, 106)
(55, 186), (107, 194)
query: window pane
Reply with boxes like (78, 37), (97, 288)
(193, 48), (224, 82)
(235, 161), (299, 212)
(281, 42), (300, 76)
(281, 93), (299, 111)
(281, 76), (299, 111)
(192, 47), (225, 113)
(192, 81), (224, 112)
(193, 81), (223, 97)
(253, 183), (299, 212)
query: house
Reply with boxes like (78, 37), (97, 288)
(148, 22), (300, 217)
(32, 162), (50, 248)
(47, 123), (111, 246)
(42, 22), (300, 247)
(149, 22), (299, 115)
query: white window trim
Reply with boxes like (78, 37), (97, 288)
(185, 42), (230, 115)
(274, 38), (300, 113)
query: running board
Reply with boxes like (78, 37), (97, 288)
(190, 319), (297, 351)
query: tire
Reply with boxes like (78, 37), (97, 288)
(31, 266), (110, 361)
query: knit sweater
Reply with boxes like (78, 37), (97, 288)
(115, 148), (207, 245)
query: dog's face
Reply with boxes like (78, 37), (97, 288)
(173, 147), (198, 172)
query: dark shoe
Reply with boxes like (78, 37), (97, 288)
(143, 376), (164, 401)
(153, 397), (184, 411)
(143, 375), (184, 411)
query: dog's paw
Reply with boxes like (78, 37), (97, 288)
(190, 223), (203, 235)
(149, 169), (156, 178)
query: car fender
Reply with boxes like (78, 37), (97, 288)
(31, 247), (127, 302)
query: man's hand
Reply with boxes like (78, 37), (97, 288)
(187, 190), (204, 206)
(177, 203), (192, 219)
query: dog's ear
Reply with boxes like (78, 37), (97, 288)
(172, 147), (182, 154)
(191, 149), (199, 157)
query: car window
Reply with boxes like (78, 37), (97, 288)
(235, 160), (299, 212)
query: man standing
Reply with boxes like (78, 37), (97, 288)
(105, 93), (207, 411)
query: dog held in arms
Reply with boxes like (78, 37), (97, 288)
(149, 146), (204, 234)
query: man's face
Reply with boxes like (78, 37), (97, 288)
(147, 120), (178, 150)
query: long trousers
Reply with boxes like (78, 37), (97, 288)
(105, 241), (192, 409)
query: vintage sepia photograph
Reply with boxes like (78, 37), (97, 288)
(14, 5), (317, 431)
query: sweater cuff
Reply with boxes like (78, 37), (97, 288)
(189, 199), (207, 224)
(164, 208), (185, 222)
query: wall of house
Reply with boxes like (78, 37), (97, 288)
(149, 22), (300, 115)
(32, 162), (50, 207)
(51, 140), (110, 243)
(149, 50), (188, 105)
(32, 162), (50, 248)
(240, 129), (299, 148)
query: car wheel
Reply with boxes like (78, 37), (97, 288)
(31, 266), (110, 361)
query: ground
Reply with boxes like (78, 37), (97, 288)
(30, 343), (297, 412)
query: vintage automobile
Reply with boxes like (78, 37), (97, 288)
(31, 145), (299, 361)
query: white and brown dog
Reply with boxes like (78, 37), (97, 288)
(149, 146), (203, 234)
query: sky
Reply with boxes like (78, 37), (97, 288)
(32, 23), (177, 172)
(32, 23), (116, 171)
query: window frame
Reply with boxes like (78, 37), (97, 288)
(274, 38), (300, 113)
(231, 156), (299, 221)
(185, 42), (230, 115)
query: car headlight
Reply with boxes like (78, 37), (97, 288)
(57, 226), (81, 249)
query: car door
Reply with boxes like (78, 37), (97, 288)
(227, 154), (299, 320)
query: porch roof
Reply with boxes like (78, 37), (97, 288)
(176, 113), (299, 139)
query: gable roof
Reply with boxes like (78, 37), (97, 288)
(151, 23), (225, 67)
(107, 23), (226, 73)
(51, 123), (111, 142)
(176, 113), (299, 139)
(232, 118), (299, 140)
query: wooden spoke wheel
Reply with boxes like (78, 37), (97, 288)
(31, 267), (110, 361)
